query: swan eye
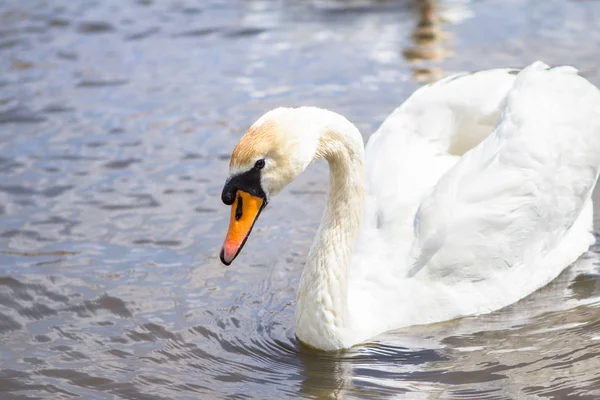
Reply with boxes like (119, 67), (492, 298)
(254, 159), (265, 169)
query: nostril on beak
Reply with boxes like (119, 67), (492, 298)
(222, 187), (236, 205)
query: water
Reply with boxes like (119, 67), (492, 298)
(1, 0), (600, 398)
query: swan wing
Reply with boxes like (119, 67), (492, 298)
(358, 67), (519, 264)
(411, 62), (600, 285)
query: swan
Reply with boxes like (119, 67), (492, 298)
(218, 61), (600, 351)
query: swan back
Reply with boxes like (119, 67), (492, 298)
(348, 62), (600, 340)
(401, 62), (600, 323)
(357, 67), (520, 271)
(412, 62), (600, 277)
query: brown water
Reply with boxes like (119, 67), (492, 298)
(2, 0), (600, 398)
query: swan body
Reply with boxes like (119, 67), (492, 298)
(220, 62), (600, 351)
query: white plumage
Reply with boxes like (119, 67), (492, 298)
(345, 61), (600, 348)
(222, 61), (600, 351)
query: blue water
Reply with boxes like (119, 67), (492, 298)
(1, 0), (600, 398)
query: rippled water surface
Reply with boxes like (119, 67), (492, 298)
(2, 0), (600, 398)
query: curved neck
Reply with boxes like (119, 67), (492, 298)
(294, 110), (365, 350)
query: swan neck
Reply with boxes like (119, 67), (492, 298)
(295, 111), (365, 350)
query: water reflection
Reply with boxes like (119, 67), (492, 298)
(403, 0), (446, 83)
(402, 0), (477, 83)
(1, 0), (600, 398)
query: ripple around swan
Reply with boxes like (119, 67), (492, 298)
(0, 250), (600, 399)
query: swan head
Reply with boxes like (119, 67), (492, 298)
(219, 107), (322, 265)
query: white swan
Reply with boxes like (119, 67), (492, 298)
(219, 61), (600, 351)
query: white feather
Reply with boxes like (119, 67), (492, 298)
(231, 61), (600, 350)
(345, 62), (600, 346)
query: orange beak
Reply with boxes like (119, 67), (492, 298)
(220, 190), (265, 265)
